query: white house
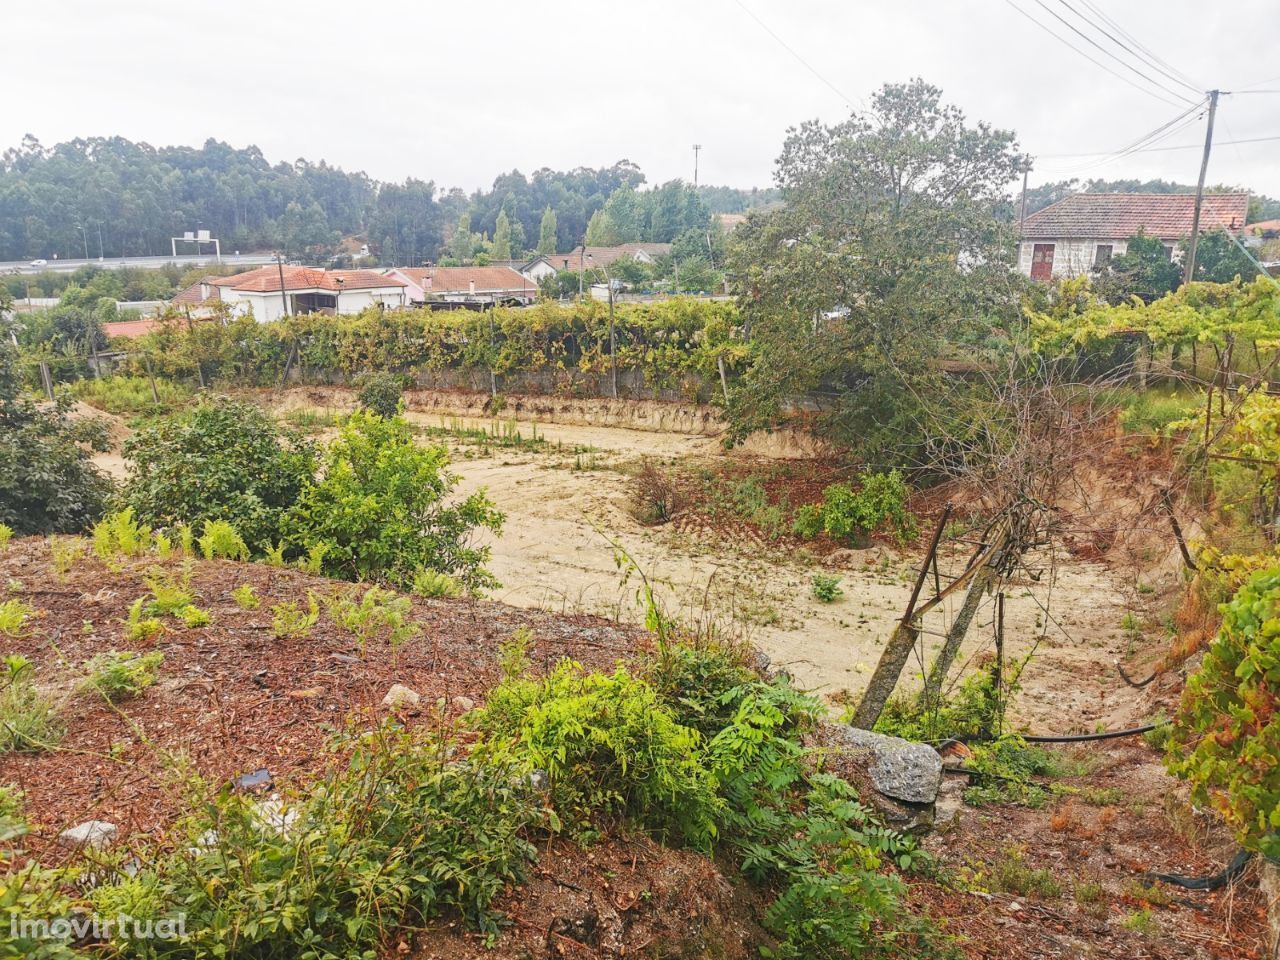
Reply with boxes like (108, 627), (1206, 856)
(202, 266), (406, 322)
(489, 257), (558, 283)
(1018, 192), (1250, 281)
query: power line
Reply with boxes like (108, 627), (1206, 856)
(1035, 98), (1206, 176)
(1002, 0), (1188, 108)
(732, 1), (863, 113)
(1024, 0), (1199, 104)
(1038, 132), (1280, 159)
(1072, 0), (1203, 92)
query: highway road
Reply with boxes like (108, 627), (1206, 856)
(0, 253), (278, 275)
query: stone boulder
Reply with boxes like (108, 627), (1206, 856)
(807, 723), (943, 831)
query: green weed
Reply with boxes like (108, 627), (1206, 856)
(81, 651), (164, 703)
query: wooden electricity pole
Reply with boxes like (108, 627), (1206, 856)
(1184, 90), (1220, 286)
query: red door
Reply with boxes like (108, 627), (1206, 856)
(1030, 243), (1055, 282)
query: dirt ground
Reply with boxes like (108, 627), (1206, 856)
(70, 386), (1270, 958)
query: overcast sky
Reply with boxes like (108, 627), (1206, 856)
(5, 0), (1278, 198)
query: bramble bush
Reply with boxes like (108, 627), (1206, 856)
(284, 411), (504, 590)
(794, 471), (917, 546)
(1168, 567), (1280, 858)
(355, 371), (406, 418)
(120, 397), (316, 551)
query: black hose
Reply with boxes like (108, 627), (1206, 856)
(1116, 660), (1158, 689)
(1142, 849), (1253, 891)
(928, 720), (1169, 748)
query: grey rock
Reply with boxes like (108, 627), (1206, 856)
(381, 684), (421, 709)
(58, 820), (117, 850)
(829, 725), (942, 805)
(523, 769), (550, 791)
(452, 695), (476, 713)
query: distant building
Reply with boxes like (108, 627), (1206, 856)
(1019, 192), (1250, 281)
(386, 266), (539, 306)
(547, 242), (673, 273)
(488, 257), (558, 283)
(195, 266), (406, 322)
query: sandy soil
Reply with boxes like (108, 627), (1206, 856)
(91, 388), (1166, 732)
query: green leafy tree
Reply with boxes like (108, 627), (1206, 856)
(0, 320), (112, 534)
(492, 210), (513, 261)
(284, 412), (503, 589)
(537, 206), (557, 255)
(450, 213), (475, 263)
(1186, 228), (1258, 284)
(1092, 231), (1182, 302)
(583, 209), (615, 247)
(727, 79), (1026, 461)
(121, 397), (316, 549)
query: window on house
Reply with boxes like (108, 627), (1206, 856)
(1162, 244), (1175, 261)
(1094, 244), (1113, 267)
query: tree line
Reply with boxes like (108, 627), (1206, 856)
(0, 136), (769, 267)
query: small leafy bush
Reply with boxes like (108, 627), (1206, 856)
(355, 371), (407, 419)
(92, 508), (154, 563)
(271, 594), (320, 640)
(284, 412), (503, 590)
(49, 537), (84, 578)
(81, 651), (164, 703)
(123, 598), (163, 645)
(177, 605), (211, 628)
(811, 573), (843, 603)
(0, 657), (63, 753)
(478, 660), (722, 847)
(120, 397), (316, 551)
(230, 584), (260, 610)
(794, 471), (917, 546)
(197, 519), (249, 561)
(329, 586), (418, 654)
(0, 600), (35, 638)
(142, 566), (194, 616)
(91, 725), (537, 955)
(0, 525), (10, 551)
(412, 568), (463, 599)
(1168, 566), (1280, 858)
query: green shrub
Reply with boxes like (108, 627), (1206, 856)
(70, 375), (193, 417)
(1168, 567), (1280, 858)
(0, 525), (11, 551)
(197, 519), (249, 561)
(0, 658), (63, 753)
(230, 584), (260, 610)
(329, 586), (418, 654)
(123, 598), (163, 645)
(811, 573), (843, 603)
(120, 397), (316, 551)
(794, 471), (916, 546)
(478, 660), (722, 847)
(92, 508), (153, 563)
(0, 330), (113, 535)
(91, 725), (537, 955)
(284, 411), (503, 590)
(81, 651), (164, 702)
(412, 568), (463, 598)
(355, 371), (407, 419)
(177, 605), (210, 628)
(271, 595), (320, 640)
(142, 566), (194, 616)
(0, 600), (35, 638)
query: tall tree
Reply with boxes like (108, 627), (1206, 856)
(538, 206), (557, 254)
(492, 210), (513, 260)
(728, 79), (1027, 463)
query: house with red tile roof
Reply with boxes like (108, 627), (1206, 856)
(192, 266), (406, 321)
(1019, 192), (1249, 281)
(386, 266), (538, 306)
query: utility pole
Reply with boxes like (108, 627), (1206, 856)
(692, 144), (701, 187)
(1184, 90), (1220, 286)
(275, 252), (290, 317)
(1018, 165), (1030, 240)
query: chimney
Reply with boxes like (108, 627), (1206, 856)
(469, 279), (476, 296)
